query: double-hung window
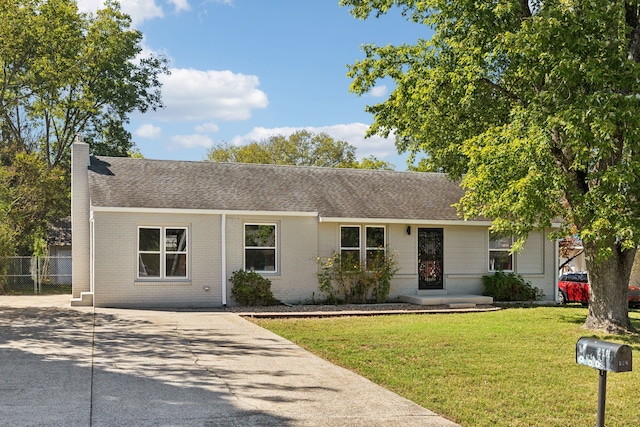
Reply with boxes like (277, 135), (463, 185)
(340, 225), (386, 267)
(489, 232), (514, 272)
(245, 224), (277, 272)
(138, 227), (188, 279)
(365, 226), (385, 267)
(340, 226), (361, 264)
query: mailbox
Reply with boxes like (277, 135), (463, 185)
(576, 338), (632, 373)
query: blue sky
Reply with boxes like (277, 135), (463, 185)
(78, 1), (431, 170)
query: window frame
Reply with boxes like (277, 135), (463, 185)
(137, 226), (189, 280)
(340, 225), (361, 263)
(365, 225), (386, 268)
(244, 223), (278, 273)
(340, 225), (387, 267)
(488, 232), (514, 272)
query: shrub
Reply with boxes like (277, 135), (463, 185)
(482, 270), (544, 301)
(229, 269), (278, 306)
(317, 248), (399, 304)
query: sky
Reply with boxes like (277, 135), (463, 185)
(77, 1), (432, 170)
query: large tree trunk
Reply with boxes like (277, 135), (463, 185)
(583, 242), (636, 333)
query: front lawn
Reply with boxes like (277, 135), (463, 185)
(252, 306), (640, 427)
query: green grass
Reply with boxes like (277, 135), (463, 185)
(252, 306), (640, 427)
(0, 283), (71, 295)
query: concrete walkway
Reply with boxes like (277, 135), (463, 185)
(0, 295), (460, 427)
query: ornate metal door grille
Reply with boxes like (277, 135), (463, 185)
(418, 228), (444, 290)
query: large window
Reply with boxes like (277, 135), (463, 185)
(138, 227), (188, 279)
(340, 225), (386, 267)
(489, 232), (514, 272)
(245, 224), (277, 272)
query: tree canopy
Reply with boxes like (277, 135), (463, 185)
(0, 0), (168, 168)
(0, 153), (68, 255)
(342, 0), (640, 332)
(206, 130), (395, 170)
(0, 0), (167, 256)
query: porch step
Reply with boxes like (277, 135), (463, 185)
(70, 292), (93, 307)
(399, 294), (493, 306)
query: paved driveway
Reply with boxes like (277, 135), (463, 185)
(0, 295), (459, 426)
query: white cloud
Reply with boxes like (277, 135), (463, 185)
(230, 123), (396, 160)
(168, 0), (190, 12)
(135, 124), (162, 139)
(169, 134), (214, 150)
(370, 85), (388, 98)
(153, 68), (269, 122)
(194, 122), (220, 133)
(77, 0), (177, 25)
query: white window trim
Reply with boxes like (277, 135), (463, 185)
(137, 226), (189, 280)
(340, 225), (361, 260)
(340, 225), (387, 266)
(488, 232), (514, 272)
(244, 223), (278, 273)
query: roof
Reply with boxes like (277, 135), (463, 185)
(88, 156), (470, 221)
(48, 216), (72, 246)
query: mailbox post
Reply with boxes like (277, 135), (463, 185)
(576, 338), (632, 427)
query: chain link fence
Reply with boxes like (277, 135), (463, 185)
(0, 256), (72, 295)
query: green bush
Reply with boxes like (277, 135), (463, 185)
(317, 248), (399, 304)
(229, 270), (278, 306)
(482, 270), (544, 301)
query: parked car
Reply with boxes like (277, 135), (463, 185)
(557, 272), (640, 306)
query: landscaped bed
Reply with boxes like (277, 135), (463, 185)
(252, 306), (640, 427)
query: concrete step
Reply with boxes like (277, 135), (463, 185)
(70, 292), (93, 307)
(399, 294), (493, 306)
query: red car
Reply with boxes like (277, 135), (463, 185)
(557, 272), (640, 306)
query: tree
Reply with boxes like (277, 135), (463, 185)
(0, 152), (68, 255)
(0, 0), (169, 168)
(342, 0), (640, 332)
(207, 130), (393, 169)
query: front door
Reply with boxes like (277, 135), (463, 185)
(418, 228), (444, 290)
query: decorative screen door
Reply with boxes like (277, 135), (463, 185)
(418, 228), (444, 290)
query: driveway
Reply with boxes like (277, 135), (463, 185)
(0, 295), (459, 426)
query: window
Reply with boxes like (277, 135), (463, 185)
(340, 225), (386, 267)
(340, 226), (361, 263)
(489, 232), (513, 271)
(365, 226), (385, 266)
(245, 224), (277, 272)
(138, 227), (188, 279)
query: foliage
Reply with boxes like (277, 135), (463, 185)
(317, 248), (399, 304)
(0, 0), (169, 168)
(341, 0), (640, 332)
(254, 308), (640, 427)
(482, 270), (543, 302)
(229, 269), (278, 306)
(207, 130), (394, 169)
(0, 152), (68, 255)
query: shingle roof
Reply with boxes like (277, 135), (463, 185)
(88, 156), (468, 221)
(48, 216), (72, 246)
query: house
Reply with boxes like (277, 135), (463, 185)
(70, 140), (559, 308)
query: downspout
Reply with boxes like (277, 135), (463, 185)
(554, 238), (559, 303)
(221, 214), (227, 306)
(90, 213), (94, 294)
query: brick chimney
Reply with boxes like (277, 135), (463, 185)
(71, 135), (91, 300)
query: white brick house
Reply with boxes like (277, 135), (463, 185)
(70, 141), (559, 308)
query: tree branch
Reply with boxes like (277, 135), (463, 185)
(479, 77), (523, 105)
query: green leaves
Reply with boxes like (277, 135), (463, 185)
(207, 130), (393, 169)
(0, 0), (169, 168)
(343, 0), (640, 256)
(0, 152), (68, 255)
